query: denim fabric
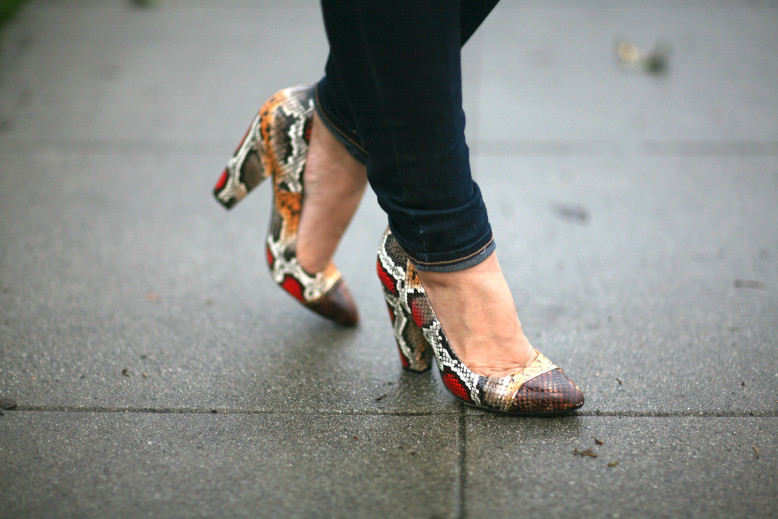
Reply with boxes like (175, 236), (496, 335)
(314, 78), (368, 166)
(317, 0), (499, 272)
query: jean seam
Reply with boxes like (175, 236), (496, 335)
(314, 85), (368, 157)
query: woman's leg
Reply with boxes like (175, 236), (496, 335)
(298, 0), (500, 274)
(318, 0), (536, 377)
(319, 0), (491, 266)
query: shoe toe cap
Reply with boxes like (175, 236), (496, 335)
(509, 368), (584, 414)
(308, 280), (359, 327)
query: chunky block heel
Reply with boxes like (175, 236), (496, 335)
(376, 227), (584, 414)
(213, 108), (269, 209)
(378, 255), (433, 372)
(213, 86), (358, 326)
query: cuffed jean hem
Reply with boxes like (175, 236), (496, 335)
(401, 231), (496, 273)
(314, 81), (368, 165)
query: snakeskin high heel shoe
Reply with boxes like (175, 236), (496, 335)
(213, 85), (358, 326)
(377, 228), (584, 414)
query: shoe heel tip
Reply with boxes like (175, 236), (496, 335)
(212, 186), (239, 209)
(402, 363), (432, 374)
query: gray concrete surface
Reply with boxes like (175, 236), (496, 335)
(1, 1), (776, 518)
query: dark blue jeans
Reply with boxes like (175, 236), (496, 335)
(316, 0), (499, 272)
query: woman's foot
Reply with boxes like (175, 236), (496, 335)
(296, 112), (368, 274)
(415, 252), (538, 378)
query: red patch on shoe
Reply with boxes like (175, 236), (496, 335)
(376, 260), (397, 295)
(410, 298), (426, 329)
(303, 117), (313, 144)
(442, 372), (472, 403)
(281, 275), (304, 302)
(266, 244), (275, 269)
(214, 169), (228, 192)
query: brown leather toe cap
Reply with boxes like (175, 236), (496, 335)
(308, 279), (359, 327)
(508, 368), (584, 414)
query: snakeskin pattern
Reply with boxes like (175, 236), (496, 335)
(213, 86), (357, 326)
(377, 228), (584, 414)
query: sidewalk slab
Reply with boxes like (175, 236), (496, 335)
(0, 411), (460, 519)
(477, 155), (778, 414)
(0, 0), (482, 150)
(475, 4), (778, 144)
(5, 151), (775, 414)
(0, 150), (456, 413)
(465, 415), (776, 518)
(0, 2), (328, 144)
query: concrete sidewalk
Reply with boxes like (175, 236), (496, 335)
(1, 1), (776, 517)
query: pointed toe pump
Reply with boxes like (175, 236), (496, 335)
(377, 227), (583, 414)
(214, 85), (358, 327)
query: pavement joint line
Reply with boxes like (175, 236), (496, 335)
(6, 406), (778, 418)
(25, 4), (320, 11)
(0, 138), (236, 156)
(2, 138), (778, 157)
(456, 404), (467, 519)
(642, 140), (778, 156)
(580, 410), (778, 417)
(9, 405), (453, 417)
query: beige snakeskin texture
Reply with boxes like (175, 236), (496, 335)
(377, 227), (584, 414)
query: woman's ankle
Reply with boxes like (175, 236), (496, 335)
(416, 252), (538, 377)
(296, 113), (367, 273)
